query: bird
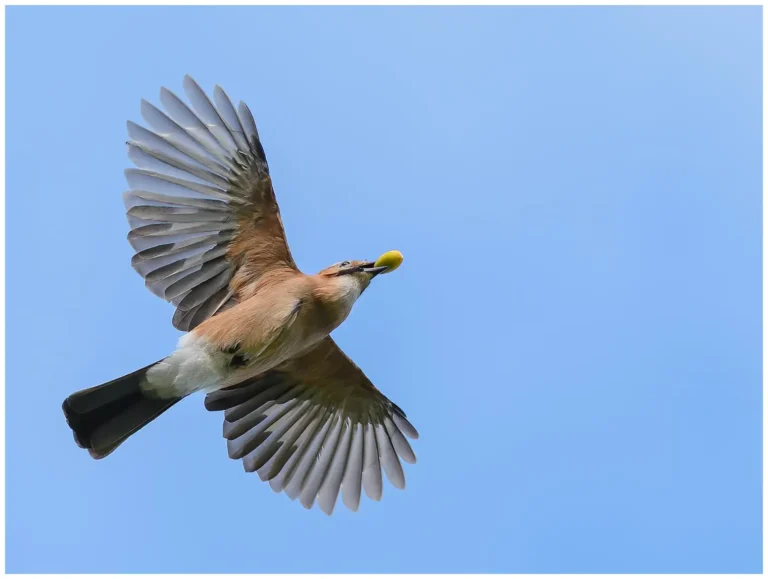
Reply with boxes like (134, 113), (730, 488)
(62, 75), (418, 515)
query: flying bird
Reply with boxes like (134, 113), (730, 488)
(62, 76), (418, 515)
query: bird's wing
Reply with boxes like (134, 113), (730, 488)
(124, 76), (297, 331)
(204, 337), (419, 515)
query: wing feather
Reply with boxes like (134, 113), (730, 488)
(124, 77), (297, 331)
(362, 422), (383, 501)
(317, 419), (354, 515)
(341, 422), (365, 512)
(204, 337), (417, 514)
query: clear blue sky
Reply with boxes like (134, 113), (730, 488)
(6, 5), (761, 574)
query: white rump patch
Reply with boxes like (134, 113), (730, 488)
(142, 333), (227, 398)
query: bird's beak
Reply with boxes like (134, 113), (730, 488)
(335, 251), (402, 277)
(361, 263), (389, 277)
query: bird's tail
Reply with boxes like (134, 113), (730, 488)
(62, 362), (182, 459)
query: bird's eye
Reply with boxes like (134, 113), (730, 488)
(340, 261), (351, 268)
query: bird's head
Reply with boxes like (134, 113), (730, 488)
(315, 251), (403, 310)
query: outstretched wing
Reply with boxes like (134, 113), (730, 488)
(124, 75), (297, 331)
(204, 337), (419, 515)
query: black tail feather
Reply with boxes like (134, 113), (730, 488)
(63, 362), (182, 459)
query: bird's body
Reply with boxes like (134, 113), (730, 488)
(144, 267), (367, 398)
(62, 76), (416, 515)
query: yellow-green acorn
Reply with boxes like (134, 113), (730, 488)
(374, 250), (403, 274)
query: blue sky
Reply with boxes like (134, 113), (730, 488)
(6, 5), (762, 573)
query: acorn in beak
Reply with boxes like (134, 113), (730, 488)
(362, 250), (404, 277)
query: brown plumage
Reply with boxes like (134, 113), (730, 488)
(62, 76), (417, 515)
